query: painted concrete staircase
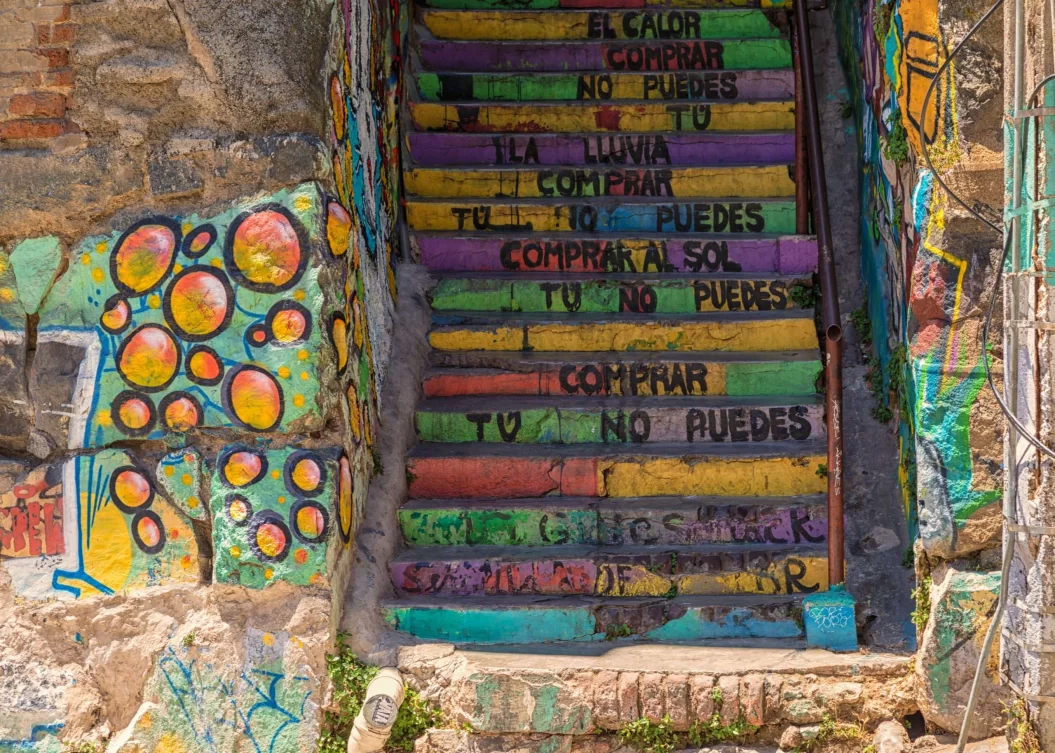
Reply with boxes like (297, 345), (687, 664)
(385, 0), (831, 645)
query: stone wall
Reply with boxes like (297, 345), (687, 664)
(831, 0), (1008, 735)
(0, 0), (405, 750)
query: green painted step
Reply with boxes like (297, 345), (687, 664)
(424, 350), (823, 398)
(390, 542), (829, 597)
(399, 494), (827, 547)
(414, 395), (825, 444)
(430, 274), (811, 313)
(381, 594), (805, 645)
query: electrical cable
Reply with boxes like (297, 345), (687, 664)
(911, 0), (1055, 747)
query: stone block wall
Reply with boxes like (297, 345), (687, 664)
(0, 0), (405, 750)
(832, 0), (1009, 735)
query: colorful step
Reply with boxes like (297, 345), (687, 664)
(415, 0), (792, 9)
(404, 165), (794, 199)
(406, 199), (797, 234)
(406, 443), (828, 499)
(390, 543), (829, 596)
(381, 595), (804, 645)
(399, 495), (827, 547)
(407, 132), (795, 167)
(410, 101), (794, 133)
(429, 275), (810, 313)
(415, 71), (794, 102)
(420, 10), (785, 41)
(415, 396), (825, 444)
(427, 312), (820, 352)
(418, 39), (793, 72)
(423, 351), (823, 398)
(414, 235), (817, 274)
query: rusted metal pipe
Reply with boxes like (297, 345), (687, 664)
(792, 0), (845, 586)
(793, 33), (810, 236)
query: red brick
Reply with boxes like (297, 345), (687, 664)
(50, 23), (73, 44)
(9, 91), (65, 117)
(0, 117), (65, 140)
(42, 68), (73, 88)
(34, 47), (68, 68)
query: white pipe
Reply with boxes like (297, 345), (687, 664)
(347, 668), (407, 753)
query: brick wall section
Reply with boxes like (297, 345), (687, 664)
(0, 0), (75, 147)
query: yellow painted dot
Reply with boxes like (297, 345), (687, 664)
(91, 268), (105, 283)
(291, 637), (304, 649)
(293, 290), (306, 301)
(294, 196), (312, 212)
(80, 253), (91, 266)
(278, 366), (291, 379)
(300, 371), (310, 381)
(0, 288), (14, 304)
(96, 242), (109, 255)
(173, 263), (183, 274)
(164, 466), (175, 477)
(309, 573), (325, 586)
(210, 258), (223, 268)
(230, 546), (241, 558)
(187, 496), (200, 509)
(264, 568), (274, 580)
(96, 409), (113, 427)
(181, 473), (193, 486)
(147, 294), (161, 309)
(297, 349), (309, 361)
(277, 495), (286, 504)
(182, 222), (194, 234)
(292, 394), (305, 408)
(271, 469), (281, 480)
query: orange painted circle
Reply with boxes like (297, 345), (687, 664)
(101, 298), (130, 333)
(272, 308), (308, 343)
(255, 522), (288, 559)
(291, 458), (321, 493)
(166, 269), (231, 339)
(337, 454), (353, 543)
(228, 497), (250, 523)
(225, 366), (283, 431)
(163, 396), (200, 431)
(223, 451), (264, 487)
(295, 505), (326, 538)
(113, 469), (152, 509)
(229, 210), (303, 291)
(136, 515), (162, 547)
(332, 315), (348, 372)
(326, 201), (351, 257)
(188, 348), (222, 383)
(117, 325), (180, 390)
(117, 396), (152, 431)
(113, 222), (178, 294)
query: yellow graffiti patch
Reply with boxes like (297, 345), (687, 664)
(601, 454), (828, 497)
(676, 555), (829, 595)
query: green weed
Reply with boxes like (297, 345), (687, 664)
(872, 0), (893, 41)
(790, 283), (820, 309)
(816, 463), (828, 479)
(181, 632), (196, 648)
(1007, 699), (1042, 753)
(850, 307), (872, 347)
(883, 119), (910, 167)
(618, 710), (759, 753)
(911, 575), (932, 635)
(319, 638), (444, 753)
(795, 714), (866, 752)
(604, 623), (634, 641)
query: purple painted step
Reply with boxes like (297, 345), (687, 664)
(414, 235), (818, 274)
(408, 132), (795, 166)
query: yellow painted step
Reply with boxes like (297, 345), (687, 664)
(403, 165), (795, 199)
(410, 101), (794, 133)
(429, 316), (819, 352)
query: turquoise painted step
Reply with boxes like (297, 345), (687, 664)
(381, 595), (805, 644)
(430, 274), (811, 314)
(425, 350), (823, 398)
(414, 395), (826, 444)
(399, 494), (828, 547)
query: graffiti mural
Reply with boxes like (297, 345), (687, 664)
(328, 0), (402, 404)
(1, 450), (198, 601)
(211, 446), (350, 589)
(33, 184), (345, 451)
(833, 0), (1000, 559)
(116, 629), (319, 753)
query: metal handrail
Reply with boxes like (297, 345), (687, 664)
(792, 0), (845, 587)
